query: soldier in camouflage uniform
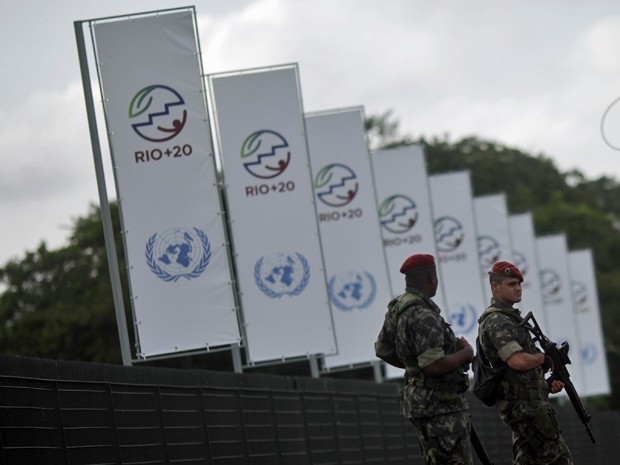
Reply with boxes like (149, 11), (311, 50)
(478, 261), (573, 465)
(375, 254), (474, 465)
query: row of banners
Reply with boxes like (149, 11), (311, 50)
(85, 9), (609, 395)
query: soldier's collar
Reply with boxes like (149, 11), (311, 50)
(405, 287), (441, 314)
(405, 287), (428, 300)
(490, 298), (520, 314)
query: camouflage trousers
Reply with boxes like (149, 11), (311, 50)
(501, 400), (573, 465)
(511, 419), (573, 465)
(409, 410), (473, 465)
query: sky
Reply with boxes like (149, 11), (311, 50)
(3, 0), (620, 267)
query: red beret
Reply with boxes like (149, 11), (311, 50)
(489, 261), (523, 282)
(400, 254), (436, 274)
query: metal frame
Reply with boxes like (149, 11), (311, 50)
(74, 20), (132, 366)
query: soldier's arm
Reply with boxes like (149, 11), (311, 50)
(485, 313), (545, 372)
(375, 320), (405, 368)
(375, 340), (405, 368)
(423, 337), (473, 376)
(506, 351), (545, 371)
(408, 307), (472, 376)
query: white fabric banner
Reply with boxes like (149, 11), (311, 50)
(568, 250), (611, 396)
(429, 171), (486, 344)
(305, 108), (392, 369)
(370, 146), (446, 308)
(371, 145), (444, 379)
(92, 11), (239, 357)
(535, 234), (585, 393)
(209, 65), (337, 364)
(508, 213), (547, 333)
(473, 194), (513, 305)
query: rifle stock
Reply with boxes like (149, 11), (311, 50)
(519, 311), (596, 444)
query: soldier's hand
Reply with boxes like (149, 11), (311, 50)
(549, 379), (565, 394)
(542, 354), (554, 372)
(459, 337), (474, 362)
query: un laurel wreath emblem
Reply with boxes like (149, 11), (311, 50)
(328, 271), (377, 311)
(254, 252), (310, 298)
(145, 227), (211, 282)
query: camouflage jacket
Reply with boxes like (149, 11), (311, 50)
(478, 299), (548, 406)
(375, 288), (469, 418)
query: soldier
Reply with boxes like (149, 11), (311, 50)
(477, 261), (573, 465)
(375, 253), (474, 465)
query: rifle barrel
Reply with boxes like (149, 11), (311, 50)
(470, 424), (495, 465)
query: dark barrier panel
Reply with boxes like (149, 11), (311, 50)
(0, 355), (617, 464)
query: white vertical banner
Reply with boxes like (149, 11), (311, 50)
(508, 213), (547, 333)
(568, 250), (611, 396)
(209, 65), (337, 364)
(305, 108), (392, 369)
(429, 171), (486, 344)
(535, 234), (585, 392)
(91, 10), (239, 358)
(371, 145), (444, 379)
(473, 194), (513, 305)
(370, 146), (446, 309)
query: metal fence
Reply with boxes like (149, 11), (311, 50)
(0, 355), (617, 464)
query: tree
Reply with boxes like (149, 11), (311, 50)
(421, 135), (568, 210)
(0, 203), (128, 363)
(364, 110), (414, 150)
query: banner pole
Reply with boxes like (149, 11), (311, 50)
(309, 355), (320, 378)
(74, 20), (133, 366)
(231, 344), (243, 373)
(373, 361), (383, 383)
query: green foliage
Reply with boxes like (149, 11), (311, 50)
(421, 135), (568, 211)
(364, 110), (414, 150)
(0, 203), (127, 363)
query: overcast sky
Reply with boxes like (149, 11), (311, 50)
(2, 0), (620, 267)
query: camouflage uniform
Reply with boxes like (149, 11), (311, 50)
(478, 299), (573, 465)
(376, 288), (472, 465)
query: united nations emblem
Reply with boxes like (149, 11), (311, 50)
(328, 271), (376, 311)
(145, 227), (211, 282)
(581, 344), (597, 365)
(449, 303), (478, 335)
(254, 252), (310, 298)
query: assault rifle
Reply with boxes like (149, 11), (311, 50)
(471, 424), (495, 465)
(519, 312), (596, 444)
